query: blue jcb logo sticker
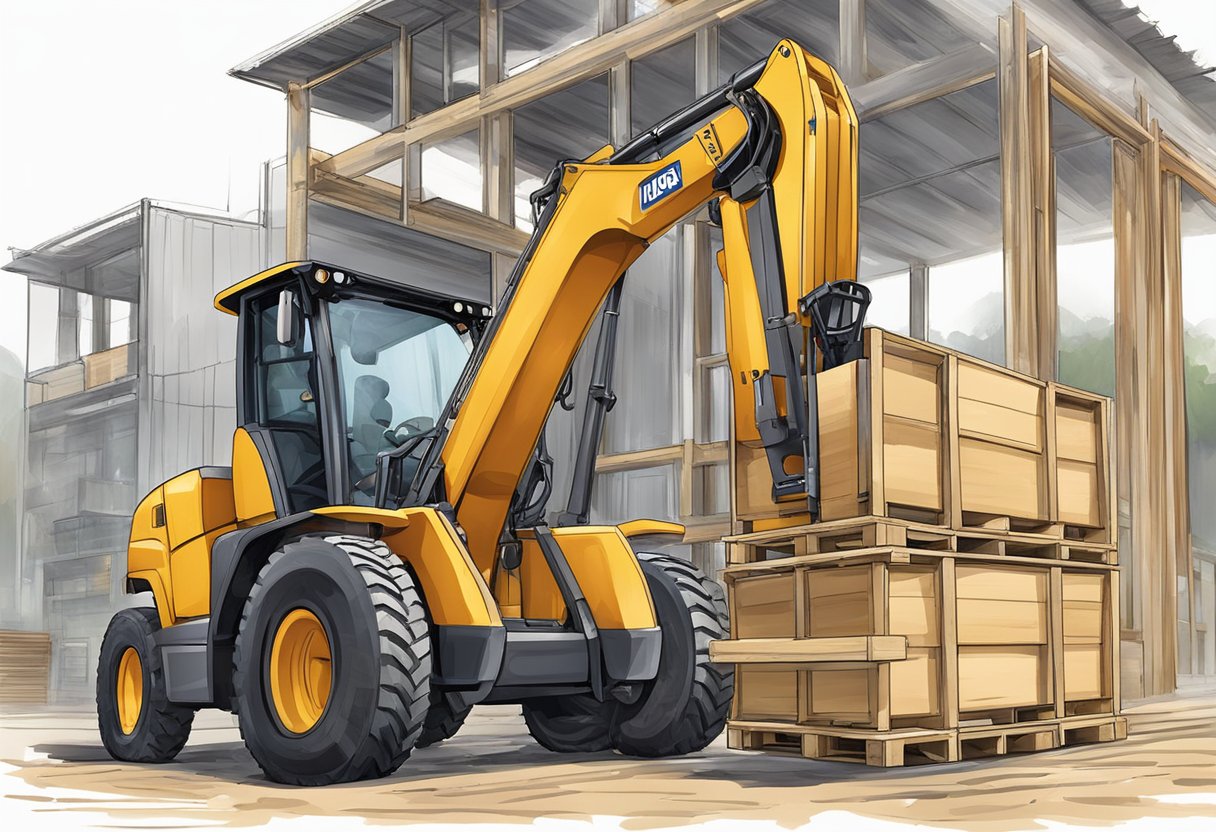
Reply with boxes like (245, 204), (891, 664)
(639, 161), (683, 211)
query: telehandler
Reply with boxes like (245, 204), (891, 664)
(96, 39), (864, 785)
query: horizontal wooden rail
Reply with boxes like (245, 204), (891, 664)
(709, 635), (908, 664)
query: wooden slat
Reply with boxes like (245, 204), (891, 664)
(709, 635), (908, 664)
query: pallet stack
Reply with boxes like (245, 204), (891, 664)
(0, 630), (52, 705)
(712, 328), (1125, 767)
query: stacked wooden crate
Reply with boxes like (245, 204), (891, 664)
(714, 328), (1124, 766)
(0, 630), (52, 705)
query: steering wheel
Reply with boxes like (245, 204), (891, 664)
(383, 416), (436, 448)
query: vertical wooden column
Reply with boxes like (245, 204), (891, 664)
(839, 0), (868, 87)
(395, 31), (410, 127)
(480, 0), (501, 89)
(285, 82), (310, 262)
(1029, 47), (1057, 381)
(610, 59), (632, 148)
(999, 5), (1037, 374)
(909, 263), (928, 341)
(482, 112), (513, 222)
(695, 23), (717, 97)
(1161, 166), (1193, 677)
(1113, 138), (1174, 695)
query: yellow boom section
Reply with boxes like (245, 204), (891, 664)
(441, 41), (858, 574)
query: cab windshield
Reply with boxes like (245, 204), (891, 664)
(327, 295), (472, 503)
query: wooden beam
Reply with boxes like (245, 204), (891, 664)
(407, 198), (530, 256)
(999, 6), (1037, 374)
(853, 43), (996, 121)
(1047, 57), (1153, 148)
(594, 443), (685, 473)
(311, 167), (402, 222)
(286, 82), (310, 261)
(708, 635), (909, 664)
(302, 42), (393, 90)
(334, 0), (767, 171)
(1161, 137), (1216, 206)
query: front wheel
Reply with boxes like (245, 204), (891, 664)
(97, 607), (194, 763)
(233, 535), (431, 785)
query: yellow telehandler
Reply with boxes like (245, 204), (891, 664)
(96, 39), (864, 784)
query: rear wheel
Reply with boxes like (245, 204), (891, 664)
(521, 553), (732, 756)
(416, 691), (472, 748)
(97, 607), (194, 763)
(233, 535), (431, 785)
(522, 691), (615, 753)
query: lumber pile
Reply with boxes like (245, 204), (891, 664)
(715, 328), (1124, 767)
(0, 630), (52, 705)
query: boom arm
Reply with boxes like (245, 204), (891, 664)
(409, 41), (858, 576)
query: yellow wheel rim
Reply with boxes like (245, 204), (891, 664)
(269, 609), (333, 734)
(116, 647), (143, 735)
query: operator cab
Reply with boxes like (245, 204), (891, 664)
(214, 261), (490, 511)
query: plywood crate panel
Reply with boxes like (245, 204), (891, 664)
(0, 630), (52, 705)
(728, 559), (947, 728)
(1051, 384), (1113, 542)
(735, 329), (951, 525)
(1062, 571), (1112, 702)
(731, 330), (1113, 550)
(721, 545), (1120, 745)
(954, 356), (1050, 526)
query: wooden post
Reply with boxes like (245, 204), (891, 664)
(839, 0), (868, 87)
(940, 558), (960, 729)
(999, 5), (1037, 374)
(1113, 138), (1174, 695)
(480, 0), (501, 90)
(1029, 47), (1057, 381)
(1161, 163), (1194, 679)
(909, 263), (928, 341)
(286, 82), (310, 261)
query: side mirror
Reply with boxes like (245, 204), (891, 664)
(276, 289), (297, 346)
(500, 541), (523, 572)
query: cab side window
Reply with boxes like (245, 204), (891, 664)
(249, 291), (327, 511)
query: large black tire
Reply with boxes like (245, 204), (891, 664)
(521, 553), (733, 756)
(233, 534), (431, 785)
(612, 552), (733, 756)
(416, 690), (472, 748)
(97, 607), (194, 763)
(522, 691), (615, 753)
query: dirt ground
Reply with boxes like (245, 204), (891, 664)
(2, 693), (1215, 831)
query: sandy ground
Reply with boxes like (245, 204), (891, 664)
(1, 693), (1215, 831)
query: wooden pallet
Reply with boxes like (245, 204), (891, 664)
(726, 714), (1127, 767)
(726, 515), (1117, 565)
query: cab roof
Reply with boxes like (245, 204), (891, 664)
(213, 260), (496, 323)
(214, 261), (308, 314)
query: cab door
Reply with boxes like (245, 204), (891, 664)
(234, 285), (331, 516)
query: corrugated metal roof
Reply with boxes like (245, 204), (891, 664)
(1076, 0), (1216, 117)
(229, 1), (468, 89)
(229, 0), (1215, 121)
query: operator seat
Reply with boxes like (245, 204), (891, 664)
(350, 374), (393, 478)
